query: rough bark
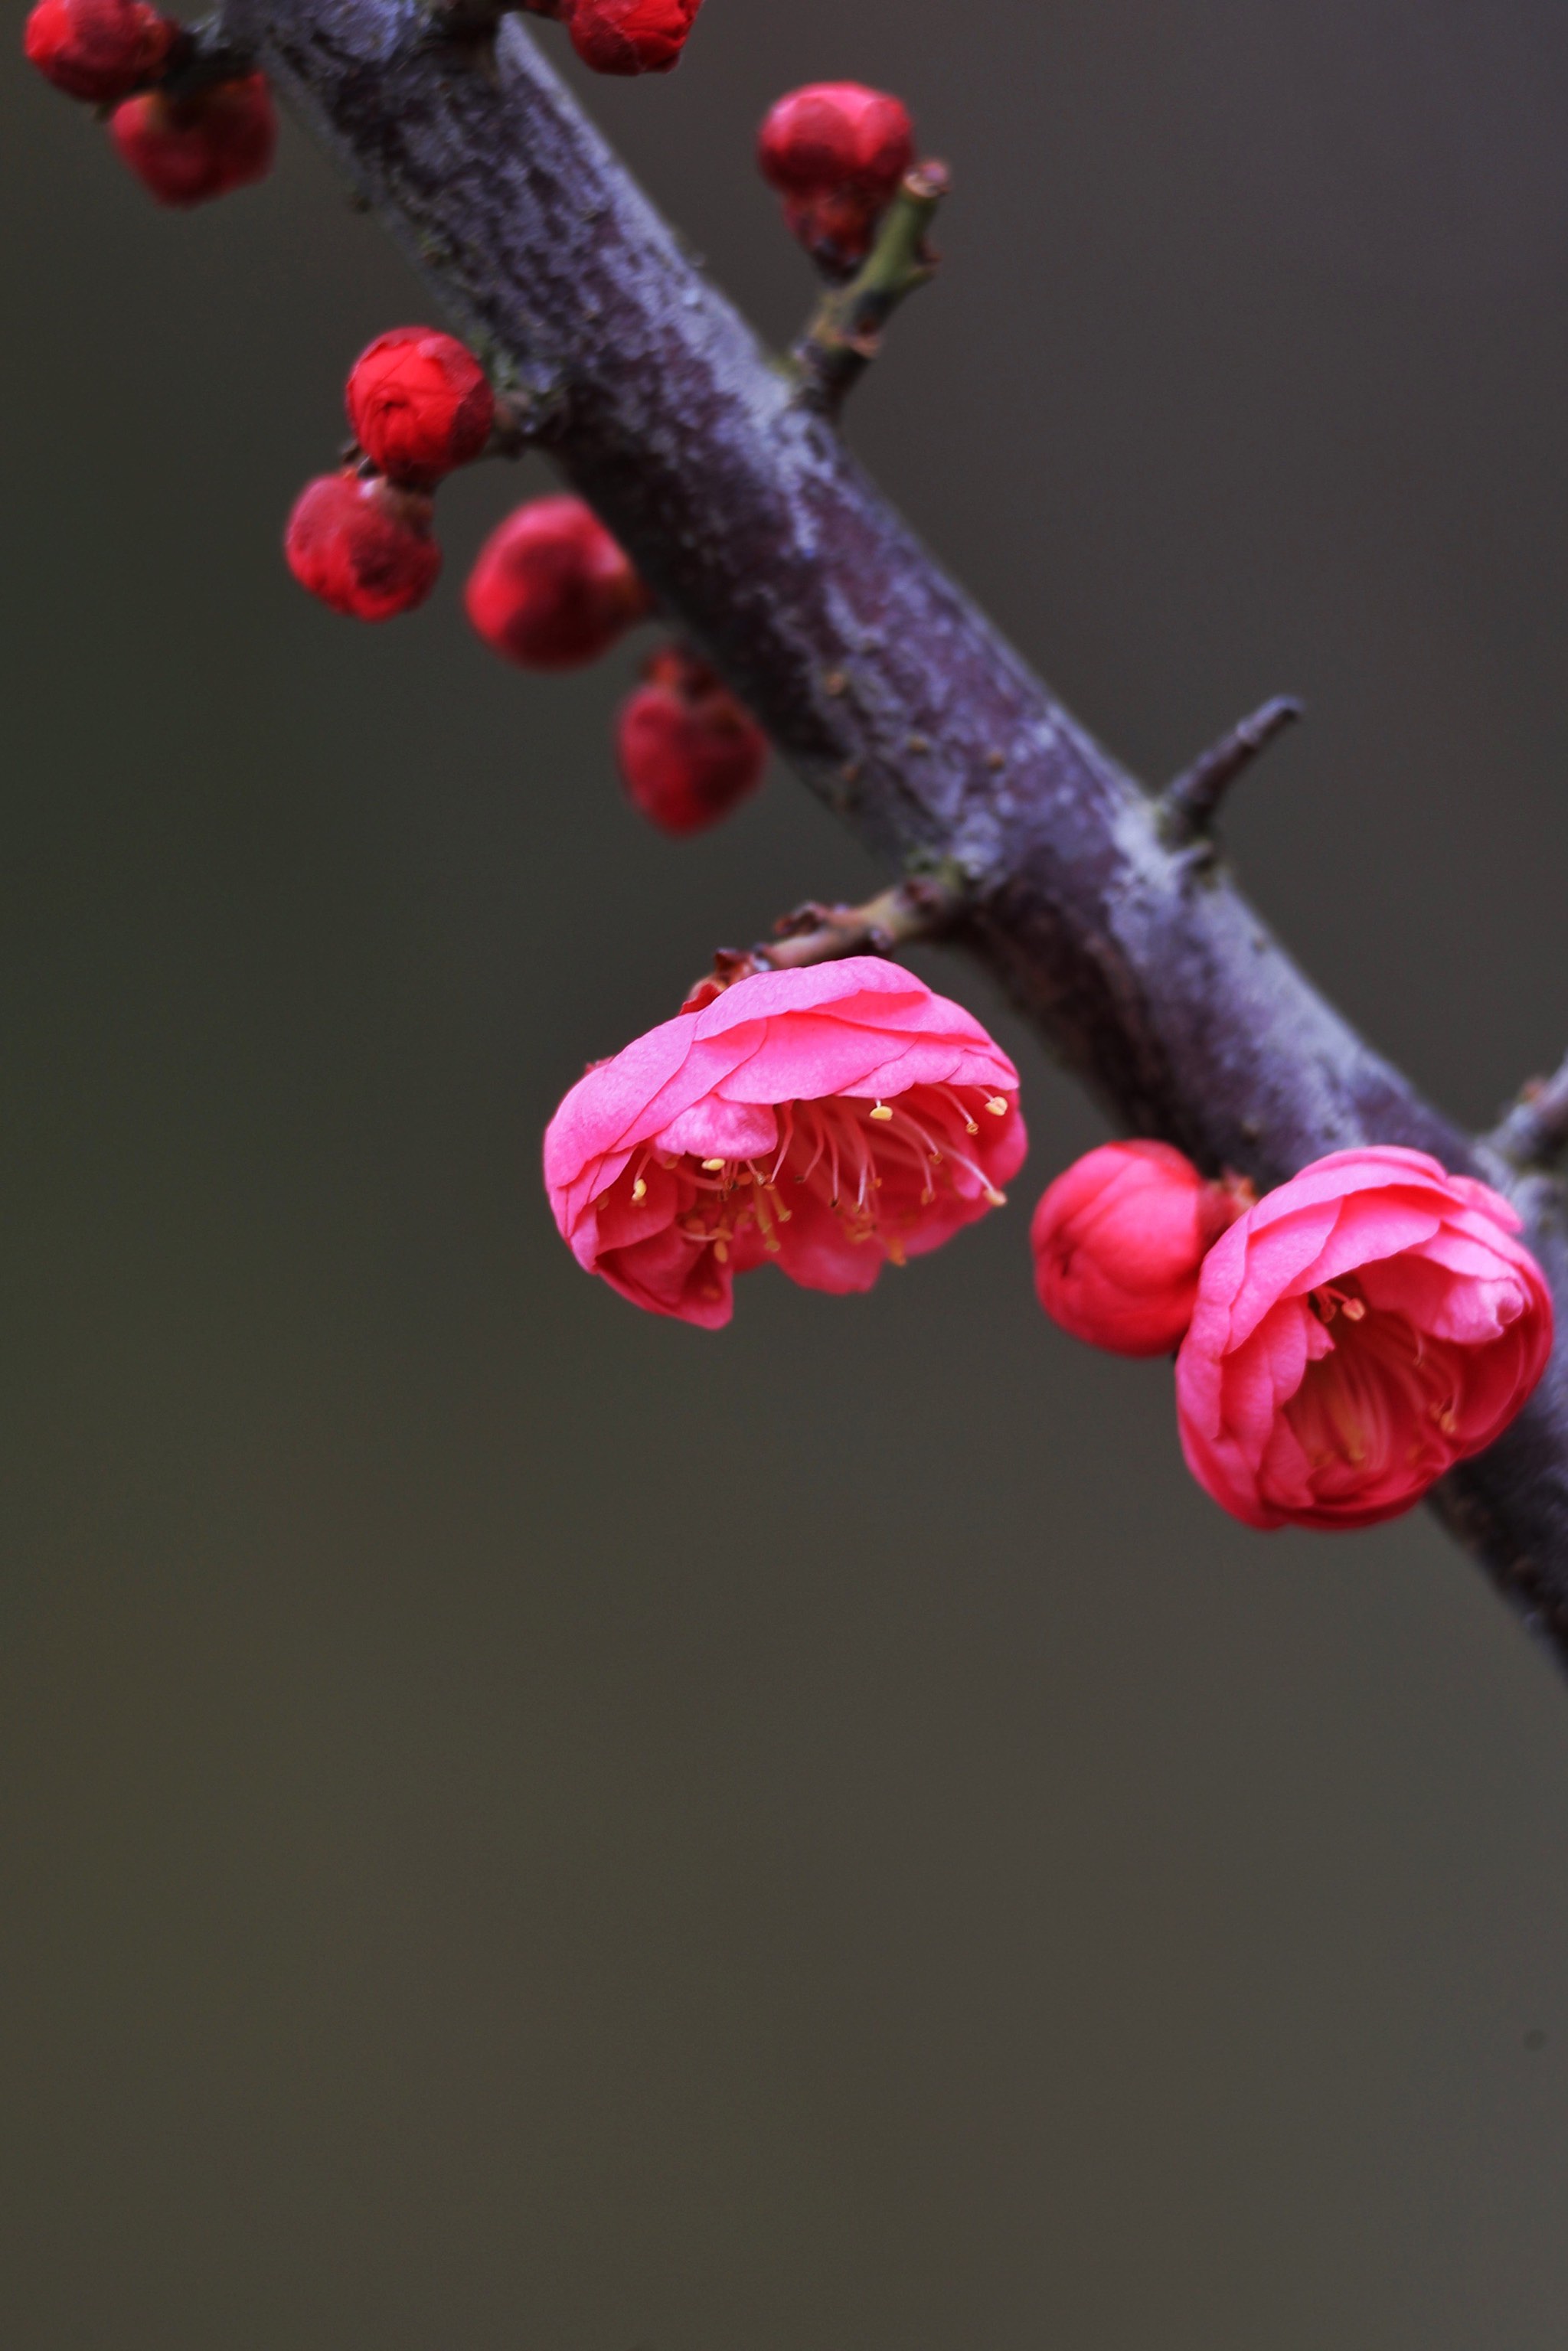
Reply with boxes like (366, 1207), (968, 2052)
(234, 0), (1568, 1664)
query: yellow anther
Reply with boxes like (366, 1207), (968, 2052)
(985, 1187), (1007, 1207)
(632, 1177), (647, 1203)
(713, 1239), (729, 1263)
(869, 1102), (893, 1122)
(702, 1158), (726, 1171)
(985, 1096), (1009, 1116)
(965, 1119), (978, 1135)
(887, 1238), (907, 1267)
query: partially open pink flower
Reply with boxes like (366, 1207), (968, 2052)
(1175, 1146), (1553, 1531)
(1031, 1141), (1251, 1357)
(544, 958), (1026, 1328)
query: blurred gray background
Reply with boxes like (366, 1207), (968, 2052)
(5, 1), (1568, 2343)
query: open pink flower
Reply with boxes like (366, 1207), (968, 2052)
(544, 958), (1026, 1328)
(1175, 1146), (1553, 1530)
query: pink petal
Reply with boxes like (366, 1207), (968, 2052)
(655, 1097), (780, 1160)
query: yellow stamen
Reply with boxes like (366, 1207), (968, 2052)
(985, 1096), (1008, 1115)
(701, 1158), (726, 1172)
(869, 1102), (893, 1122)
(632, 1177), (647, 1203)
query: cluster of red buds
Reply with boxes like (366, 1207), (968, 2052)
(284, 328), (496, 623)
(24, 0), (276, 206)
(464, 498), (766, 835)
(518, 0), (702, 77)
(759, 81), (916, 276)
(284, 332), (766, 835)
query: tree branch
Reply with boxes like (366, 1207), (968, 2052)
(236, 0), (1568, 1667)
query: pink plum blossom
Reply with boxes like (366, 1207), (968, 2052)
(1174, 1145), (1553, 1530)
(1031, 1140), (1253, 1357)
(544, 958), (1026, 1327)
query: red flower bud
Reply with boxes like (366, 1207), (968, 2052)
(565, 0), (701, 76)
(109, 72), (277, 207)
(345, 328), (495, 488)
(1031, 1141), (1252, 1358)
(283, 472), (441, 623)
(616, 647), (767, 837)
(759, 83), (915, 273)
(465, 495), (649, 671)
(23, 0), (175, 104)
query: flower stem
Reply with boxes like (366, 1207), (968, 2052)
(792, 162), (951, 415)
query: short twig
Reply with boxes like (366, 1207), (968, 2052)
(688, 871), (967, 1008)
(1160, 696), (1303, 850)
(1489, 1053), (1568, 1172)
(158, 13), (257, 96)
(792, 162), (951, 415)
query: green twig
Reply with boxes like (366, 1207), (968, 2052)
(792, 162), (951, 415)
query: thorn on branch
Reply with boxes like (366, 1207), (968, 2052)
(1488, 1053), (1568, 1173)
(792, 162), (951, 416)
(685, 870), (968, 1010)
(1159, 696), (1303, 851)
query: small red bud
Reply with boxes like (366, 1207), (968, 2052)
(23, 0), (175, 103)
(109, 71), (277, 207)
(345, 328), (495, 488)
(759, 83), (915, 274)
(616, 647), (767, 837)
(1031, 1141), (1253, 1358)
(284, 472), (441, 623)
(465, 495), (650, 671)
(565, 0), (701, 76)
